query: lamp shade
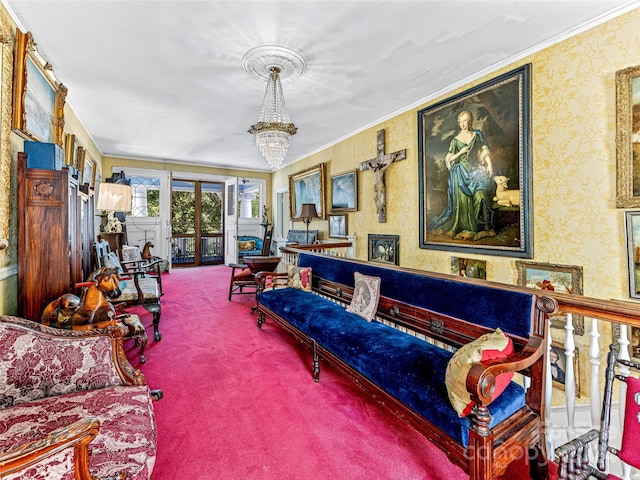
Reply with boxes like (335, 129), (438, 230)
(299, 203), (319, 220)
(96, 183), (132, 212)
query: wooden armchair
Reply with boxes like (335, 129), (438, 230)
(94, 240), (163, 342)
(229, 227), (274, 301)
(555, 343), (640, 479)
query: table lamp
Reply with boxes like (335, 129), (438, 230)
(299, 203), (319, 245)
(96, 182), (132, 233)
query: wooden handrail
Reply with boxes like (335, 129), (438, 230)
(280, 242), (352, 253)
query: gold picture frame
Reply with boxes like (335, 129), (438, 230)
(516, 261), (585, 335)
(289, 163), (326, 220)
(81, 151), (96, 188)
(11, 29), (67, 145)
(615, 64), (640, 207)
(330, 169), (358, 212)
(0, 26), (12, 251)
(64, 133), (75, 167)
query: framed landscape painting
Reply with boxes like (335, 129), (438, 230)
(516, 261), (584, 335)
(331, 169), (357, 212)
(418, 64), (532, 258)
(289, 163), (325, 220)
(451, 257), (486, 279)
(615, 65), (640, 207)
(11, 29), (67, 145)
(329, 214), (347, 238)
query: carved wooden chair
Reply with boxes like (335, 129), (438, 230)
(555, 343), (640, 479)
(228, 227), (273, 301)
(94, 240), (163, 342)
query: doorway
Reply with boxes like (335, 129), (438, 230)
(171, 180), (224, 267)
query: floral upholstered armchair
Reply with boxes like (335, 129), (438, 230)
(0, 315), (161, 480)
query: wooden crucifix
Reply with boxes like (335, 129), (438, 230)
(359, 129), (407, 223)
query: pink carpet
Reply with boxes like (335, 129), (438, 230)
(124, 265), (548, 479)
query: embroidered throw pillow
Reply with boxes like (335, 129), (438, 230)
(287, 265), (312, 292)
(238, 240), (256, 251)
(346, 272), (381, 321)
(445, 328), (514, 417)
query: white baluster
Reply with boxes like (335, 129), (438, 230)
(545, 321), (555, 457)
(564, 313), (576, 442)
(617, 326), (631, 480)
(347, 233), (356, 259)
(589, 317), (602, 428)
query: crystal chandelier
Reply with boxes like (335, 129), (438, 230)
(248, 67), (297, 170)
(243, 46), (306, 170)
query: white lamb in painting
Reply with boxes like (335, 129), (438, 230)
(493, 176), (520, 207)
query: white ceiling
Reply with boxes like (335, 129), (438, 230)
(5, 0), (639, 172)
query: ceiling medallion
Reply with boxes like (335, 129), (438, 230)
(242, 45), (306, 83)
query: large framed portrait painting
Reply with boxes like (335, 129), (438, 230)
(418, 64), (532, 257)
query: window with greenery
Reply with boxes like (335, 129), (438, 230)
(130, 176), (160, 217)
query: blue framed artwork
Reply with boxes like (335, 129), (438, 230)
(331, 169), (358, 212)
(289, 163), (325, 219)
(418, 64), (532, 258)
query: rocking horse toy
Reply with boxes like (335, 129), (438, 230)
(42, 267), (122, 329)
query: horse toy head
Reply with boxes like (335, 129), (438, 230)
(94, 266), (122, 299)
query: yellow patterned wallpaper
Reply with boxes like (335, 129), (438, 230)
(275, 7), (640, 304)
(273, 8), (640, 405)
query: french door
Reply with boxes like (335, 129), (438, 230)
(171, 180), (224, 267)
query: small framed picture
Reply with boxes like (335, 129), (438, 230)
(516, 261), (584, 335)
(329, 214), (347, 238)
(550, 342), (580, 398)
(82, 152), (96, 188)
(451, 257), (486, 279)
(368, 234), (399, 265)
(631, 326), (640, 361)
(625, 211), (640, 299)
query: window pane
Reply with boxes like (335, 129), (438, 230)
(201, 183), (222, 234)
(172, 180), (195, 234)
(130, 176), (160, 217)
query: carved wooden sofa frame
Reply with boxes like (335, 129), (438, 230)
(255, 251), (555, 480)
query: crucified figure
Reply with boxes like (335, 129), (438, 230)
(360, 129), (407, 223)
(368, 157), (395, 223)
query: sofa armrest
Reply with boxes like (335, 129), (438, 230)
(255, 271), (288, 290)
(0, 417), (99, 479)
(465, 336), (545, 407)
(0, 316), (144, 408)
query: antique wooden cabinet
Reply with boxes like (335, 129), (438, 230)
(17, 153), (94, 321)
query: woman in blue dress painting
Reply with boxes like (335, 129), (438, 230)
(429, 110), (495, 241)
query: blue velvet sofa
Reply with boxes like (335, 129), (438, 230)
(256, 251), (554, 480)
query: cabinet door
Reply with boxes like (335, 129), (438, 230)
(69, 178), (83, 289)
(80, 193), (95, 280)
(18, 154), (71, 321)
